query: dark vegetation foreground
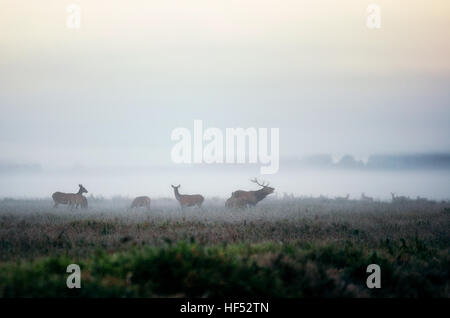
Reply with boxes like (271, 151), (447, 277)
(0, 198), (449, 297)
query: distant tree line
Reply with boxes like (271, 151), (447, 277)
(283, 153), (450, 170)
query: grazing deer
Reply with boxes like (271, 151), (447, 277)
(130, 196), (151, 210)
(171, 185), (204, 208)
(415, 196), (434, 204)
(225, 178), (274, 208)
(361, 192), (374, 202)
(52, 184), (88, 209)
(335, 194), (350, 202)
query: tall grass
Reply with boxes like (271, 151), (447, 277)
(0, 198), (449, 297)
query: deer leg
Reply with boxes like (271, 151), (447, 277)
(180, 205), (186, 219)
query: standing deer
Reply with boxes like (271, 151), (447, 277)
(52, 184), (88, 209)
(360, 192), (374, 202)
(130, 196), (151, 210)
(171, 185), (204, 208)
(225, 178), (274, 208)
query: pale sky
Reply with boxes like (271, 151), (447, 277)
(1, 0), (449, 168)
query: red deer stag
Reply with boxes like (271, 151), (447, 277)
(225, 178), (274, 208)
(171, 185), (204, 208)
(52, 184), (88, 209)
(130, 196), (151, 210)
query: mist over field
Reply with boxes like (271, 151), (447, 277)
(2, 153), (450, 200)
(1, 163), (450, 201)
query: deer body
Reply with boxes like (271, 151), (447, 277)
(391, 192), (410, 203)
(226, 178), (274, 208)
(335, 194), (350, 201)
(52, 184), (88, 209)
(172, 185), (204, 207)
(361, 192), (374, 202)
(131, 196), (151, 210)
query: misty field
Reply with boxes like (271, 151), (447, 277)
(0, 197), (449, 297)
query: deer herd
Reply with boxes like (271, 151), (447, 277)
(51, 181), (422, 211)
(51, 179), (273, 210)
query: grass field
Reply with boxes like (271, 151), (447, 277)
(0, 197), (449, 297)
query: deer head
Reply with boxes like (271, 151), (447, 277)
(250, 178), (274, 195)
(171, 184), (181, 198)
(78, 184), (88, 194)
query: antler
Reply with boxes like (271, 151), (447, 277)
(250, 178), (269, 187)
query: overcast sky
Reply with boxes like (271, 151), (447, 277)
(1, 0), (449, 168)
